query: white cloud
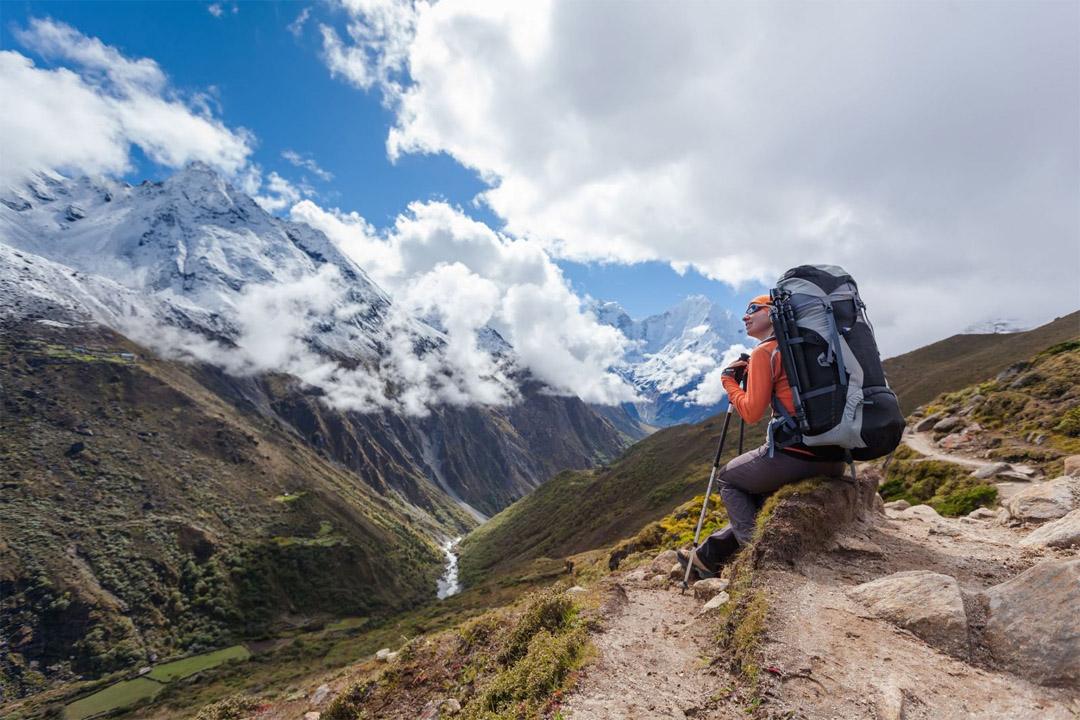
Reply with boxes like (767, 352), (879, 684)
(208, 3), (224, 18)
(291, 198), (638, 403)
(323, 1), (1079, 355)
(282, 149), (333, 181)
(251, 171), (303, 213)
(288, 7), (312, 37)
(319, 0), (422, 97)
(2, 18), (252, 188)
(682, 344), (752, 406)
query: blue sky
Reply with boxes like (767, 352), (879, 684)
(1, 0), (756, 321)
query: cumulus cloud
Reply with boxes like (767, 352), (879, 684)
(1, 18), (252, 188)
(117, 263), (520, 416)
(682, 344), (753, 406)
(319, 0), (421, 97)
(288, 7), (312, 37)
(208, 3), (224, 18)
(323, 1), (1079, 355)
(291, 198), (638, 403)
(282, 149), (333, 181)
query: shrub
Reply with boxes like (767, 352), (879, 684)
(193, 694), (264, 720)
(879, 459), (997, 516)
(1056, 406), (1080, 437)
(499, 588), (575, 665)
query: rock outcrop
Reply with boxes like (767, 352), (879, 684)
(1002, 476), (1079, 524)
(847, 571), (970, 658)
(1064, 455), (1080, 477)
(1019, 509), (1080, 549)
(982, 558), (1080, 687)
(751, 473), (879, 567)
(692, 578), (729, 601)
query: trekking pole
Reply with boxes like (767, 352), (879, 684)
(681, 365), (748, 595)
(737, 410), (745, 455)
(682, 397), (734, 595)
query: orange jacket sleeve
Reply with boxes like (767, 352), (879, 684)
(721, 344), (775, 424)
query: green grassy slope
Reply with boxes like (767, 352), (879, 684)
(883, 311), (1079, 414)
(458, 412), (766, 586)
(0, 321), (461, 699)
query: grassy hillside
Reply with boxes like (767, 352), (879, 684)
(883, 311), (1079, 414)
(458, 412), (766, 585)
(0, 321), (464, 699)
(918, 339), (1080, 470)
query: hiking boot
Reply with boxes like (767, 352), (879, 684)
(676, 547), (716, 580)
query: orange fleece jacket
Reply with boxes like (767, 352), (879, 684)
(721, 338), (795, 424)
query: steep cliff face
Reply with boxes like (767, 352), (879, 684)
(223, 373), (629, 520)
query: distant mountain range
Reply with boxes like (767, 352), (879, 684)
(589, 296), (746, 427)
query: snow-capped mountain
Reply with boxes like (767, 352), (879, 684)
(1, 164), (402, 352)
(962, 318), (1029, 335)
(0, 164), (527, 413)
(589, 296), (746, 426)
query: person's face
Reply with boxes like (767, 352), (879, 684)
(742, 302), (772, 340)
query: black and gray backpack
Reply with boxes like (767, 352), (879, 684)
(767, 265), (904, 461)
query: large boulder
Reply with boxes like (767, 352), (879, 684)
(1003, 476), (1079, 524)
(971, 462), (1012, 480)
(649, 549), (678, 576)
(982, 559), (1080, 687)
(932, 416), (965, 434)
(847, 571), (970, 658)
(1019, 509), (1080, 549)
(1063, 455), (1080, 477)
(692, 577), (730, 601)
(750, 473), (879, 566)
(914, 413), (942, 432)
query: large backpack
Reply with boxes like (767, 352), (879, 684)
(767, 265), (904, 461)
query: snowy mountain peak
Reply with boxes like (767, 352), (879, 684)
(963, 318), (1029, 335)
(589, 295), (746, 425)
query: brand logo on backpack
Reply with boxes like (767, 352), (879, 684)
(767, 265), (904, 461)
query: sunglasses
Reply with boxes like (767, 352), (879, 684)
(744, 303), (771, 315)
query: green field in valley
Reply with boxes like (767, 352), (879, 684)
(63, 678), (164, 720)
(146, 645), (251, 682)
(62, 645), (251, 719)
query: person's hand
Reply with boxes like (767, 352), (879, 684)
(721, 358), (748, 383)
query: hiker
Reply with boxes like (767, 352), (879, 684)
(678, 294), (847, 579)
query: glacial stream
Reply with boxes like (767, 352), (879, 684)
(436, 536), (463, 599)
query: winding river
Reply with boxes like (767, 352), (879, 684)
(436, 536), (463, 599)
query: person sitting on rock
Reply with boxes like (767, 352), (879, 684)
(678, 294), (847, 579)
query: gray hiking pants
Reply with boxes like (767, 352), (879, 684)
(717, 444), (845, 546)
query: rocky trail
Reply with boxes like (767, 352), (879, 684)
(902, 427), (1043, 502)
(561, 575), (728, 719)
(561, 439), (1080, 719)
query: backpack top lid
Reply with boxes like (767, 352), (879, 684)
(778, 265), (858, 296)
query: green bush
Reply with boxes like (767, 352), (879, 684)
(193, 694), (263, 720)
(932, 484), (998, 516)
(1056, 406), (1080, 437)
(467, 627), (586, 719)
(499, 588), (575, 665)
(879, 459), (997, 516)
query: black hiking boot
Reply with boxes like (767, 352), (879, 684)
(676, 547), (716, 580)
